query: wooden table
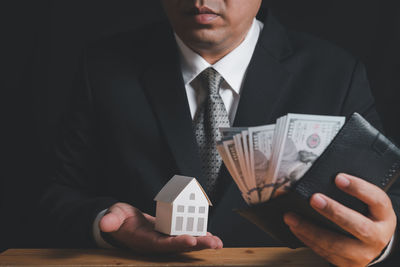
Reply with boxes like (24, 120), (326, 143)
(0, 248), (329, 266)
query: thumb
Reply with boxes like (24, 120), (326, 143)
(99, 205), (127, 233)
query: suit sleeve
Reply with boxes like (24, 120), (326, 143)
(39, 50), (118, 248)
(340, 60), (400, 256)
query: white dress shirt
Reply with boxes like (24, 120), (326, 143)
(176, 19), (263, 123)
(92, 19), (394, 265)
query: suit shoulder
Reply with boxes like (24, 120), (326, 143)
(84, 21), (173, 65)
(286, 30), (358, 67)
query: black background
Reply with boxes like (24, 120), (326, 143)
(1, 0), (399, 258)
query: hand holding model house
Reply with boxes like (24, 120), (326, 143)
(98, 175), (220, 253)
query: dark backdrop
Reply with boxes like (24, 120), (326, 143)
(1, 0), (399, 252)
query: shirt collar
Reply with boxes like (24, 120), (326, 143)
(175, 19), (262, 95)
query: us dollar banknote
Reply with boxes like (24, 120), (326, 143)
(271, 114), (345, 197)
(217, 114), (345, 204)
(248, 125), (276, 202)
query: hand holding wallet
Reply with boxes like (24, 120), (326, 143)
(236, 113), (400, 248)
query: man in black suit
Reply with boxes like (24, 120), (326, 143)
(41, 0), (399, 266)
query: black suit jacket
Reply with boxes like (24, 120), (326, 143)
(41, 13), (400, 254)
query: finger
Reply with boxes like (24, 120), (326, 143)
(216, 237), (223, 249)
(310, 193), (377, 243)
(204, 232), (223, 248)
(142, 213), (156, 225)
(100, 205), (128, 232)
(284, 212), (352, 251)
(213, 235), (223, 249)
(128, 225), (197, 253)
(335, 173), (392, 220)
(284, 213), (364, 263)
(152, 233), (223, 253)
(122, 215), (199, 253)
(294, 230), (344, 265)
(205, 232), (223, 249)
(152, 234), (197, 253)
(193, 235), (223, 250)
(297, 230), (378, 267)
(293, 229), (354, 266)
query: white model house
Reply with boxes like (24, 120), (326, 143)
(154, 175), (212, 236)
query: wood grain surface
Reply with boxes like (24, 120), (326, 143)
(0, 248), (329, 266)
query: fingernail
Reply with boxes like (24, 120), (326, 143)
(311, 194), (327, 209)
(336, 174), (350, 187)
(284, 213), (300, 227)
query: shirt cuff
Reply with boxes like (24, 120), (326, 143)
(368, 233), (396, 266)
(92, 209), (116, 249)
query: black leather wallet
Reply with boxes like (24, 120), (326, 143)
(236, 113), (400, 248)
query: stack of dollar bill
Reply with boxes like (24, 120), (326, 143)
(217, 114), (345, 205)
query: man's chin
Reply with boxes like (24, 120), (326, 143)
(183, 30), (226, 50)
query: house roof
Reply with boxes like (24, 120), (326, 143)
(154, 175), (212, 206)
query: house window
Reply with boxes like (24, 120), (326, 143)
(186, 217), (194, 231)
(197, 218), (205, 232)
(190, 193), (195, 200)
(175, 216), (183, 231)
(177, 205), (184, 212)
(199, 207), (206, 214)
(188, 206), (195, 213)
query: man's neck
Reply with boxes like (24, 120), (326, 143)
(192, 35), (247, 65)
(179, 21), (255, 65)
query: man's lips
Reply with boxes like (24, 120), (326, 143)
(186, 6), (220, 24)
(196, 6), (218, 15)
(194, 13), (218, 24)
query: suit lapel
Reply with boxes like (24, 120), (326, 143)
(141, 25), (205, 185)
(234, 14), (293, 127)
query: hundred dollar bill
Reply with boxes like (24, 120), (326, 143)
(218, 139), (259, 204)
(224, 139), (259, 204)
(217, 141), (252, 205)
(268, 117), (286, 184)
(234, 134), (253, 190)
(240, 131), (252, 186)
(248, 124), (276, 202)
(271, 114), (345, 197)
(220, 127), (260, 202)
(219, 127), (248, 138)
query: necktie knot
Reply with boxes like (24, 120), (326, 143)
(200, 67), (224, 96)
